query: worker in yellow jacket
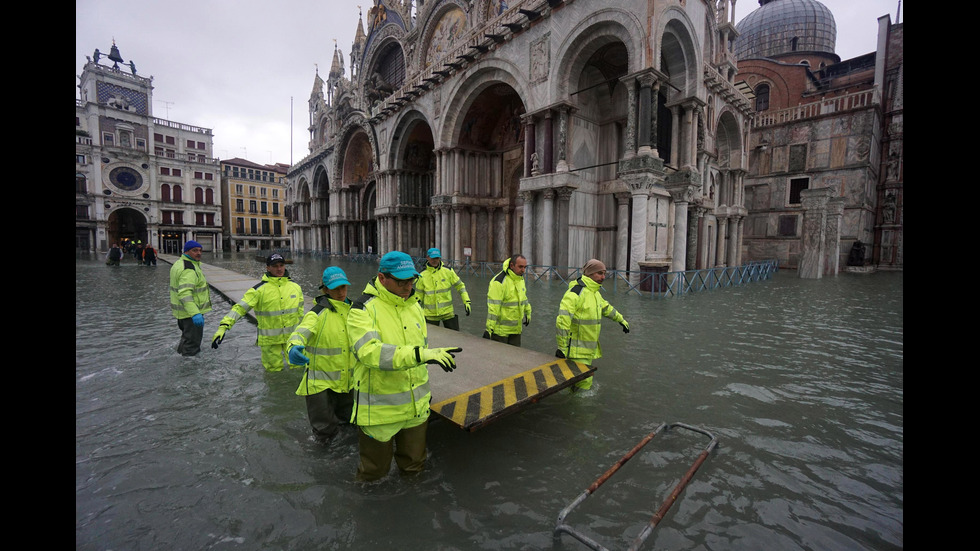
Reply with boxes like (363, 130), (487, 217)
(169, 240), (212, 356)
(416, 247), (471, 331)
(484, 254), (531, 347)
(555, 259), (630, 391)
(347, 251), (462, 482)
(287, 267), (355, 443)
(210, 253), (304, 372)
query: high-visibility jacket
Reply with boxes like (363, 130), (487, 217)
(169, 255), (212, 320)
(347, 278), (430, 426)
(289, 294), (353, 396)
(217, 272), (303, 346)
(416, 262), (470, 321)
(486, 257), (532, 337)
(555, 276), (625, 364)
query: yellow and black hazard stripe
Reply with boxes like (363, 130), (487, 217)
(430, 359), (595, 431)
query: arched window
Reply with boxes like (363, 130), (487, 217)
(206, 188), (214, 205)
(755, 83), (770, 112)
(195, 187), (204, 204)
(160, 184), (171, 202)
(173, 185), (183, 203)
(76, 173), (87, 193)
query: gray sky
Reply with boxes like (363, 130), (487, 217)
(76, 0), (903, 168)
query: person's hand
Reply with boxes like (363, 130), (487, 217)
(523, 314), (530, 327)
(555, 349), (566, 359)
(191, 313), (205, 327)
(418, 347), (462, 372)
(620, 320), (630, 334)
(482, 330), (491, 339)
(465, 302), (471, 316)
(211, 325), (228, 349)
(288, 345), (310, 366)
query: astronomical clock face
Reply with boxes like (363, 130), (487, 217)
(107, 165), (145, 192)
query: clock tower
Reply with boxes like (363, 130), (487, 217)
(76, 42), (221, 255)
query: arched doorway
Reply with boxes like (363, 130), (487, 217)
(107, 208), (147, 249)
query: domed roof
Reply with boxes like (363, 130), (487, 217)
(734, 0), (836, 60)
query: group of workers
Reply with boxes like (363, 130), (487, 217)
(167, 240), (629, 481)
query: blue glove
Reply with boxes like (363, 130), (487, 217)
(289, 345), (310, 366)
(191, 313), (205, 327)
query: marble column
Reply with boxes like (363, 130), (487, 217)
(543, 111), (554, 174)
(556, 187), (573, 272)
(615, 192), (631, 271)
(520, 191), (534, 260)
(637, 73), (654, 156)
(799, 187), (834, 279)
(542, 189), (555, 269)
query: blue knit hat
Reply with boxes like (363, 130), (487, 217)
(321, 267), (351, 289)
(183, 240), (202, 252)
(379, 251), (419, 279)
(427, 247), (441, 259)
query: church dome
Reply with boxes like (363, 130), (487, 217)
(734, 0), (836, 60)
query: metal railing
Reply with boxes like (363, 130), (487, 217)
(290, 250), (778, 297)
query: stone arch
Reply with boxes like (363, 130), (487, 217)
(659, 11), (701, 98)
(553, 9), (645, 99)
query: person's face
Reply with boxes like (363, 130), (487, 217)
(324, 284), (348, 302)
(379, 272), (416, 298)
(587, 269), (606, 284)
(427, 256), (440, 267)
(267, 262), (286, 277)
(511, 257), (528, 276)
(186, 247), (203, 261)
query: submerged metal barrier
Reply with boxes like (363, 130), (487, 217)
(554, 422), (719, 551)
(292, 251), (778, 298)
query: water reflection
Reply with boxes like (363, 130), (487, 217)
(76, 252), (902, 550)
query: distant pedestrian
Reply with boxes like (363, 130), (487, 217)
(142, 244), (157, 266)
(106, 243), (122, 266)
(211, 253), (304, 372)
(169, 240), (212, 356)
(416, 247), (471, 331)
(484, 254), (531, 347)
(134, 242), (144, 265)
(555, 259), (630, 392)
(287, 267), (355, 443)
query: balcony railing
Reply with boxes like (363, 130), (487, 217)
(751, 88), (880, 129)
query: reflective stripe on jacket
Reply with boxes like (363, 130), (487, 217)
(169, 256), (212, 319)
(555, 276), (624, 364)
(485, 257), (531, 336)
(218, 273), (303, 346)
(347, 278), (430, 426)
(416, 262), (470, 321)
(289, 295), (353, 396)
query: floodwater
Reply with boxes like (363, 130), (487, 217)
(76, 252), (903, 550)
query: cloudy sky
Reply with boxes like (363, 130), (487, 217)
(76, 0), (903, 168)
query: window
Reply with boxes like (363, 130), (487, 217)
(755, 84), (770, 112)
(155, 146), (164, 156)
(173, 211), (183, 225)
(249, 200), (257, 213)
(272, 189), (279, 199)
(196, 212), (205, 225)
(154, 133), (164, 142)
(197, 141), (206, 150)
(235, 184), (243, 195)
(272, 203), (279, 215)
(274, 220), (282, 235)
(261, 187), (267, 197)
(250, 218), (258, 234)
(76, 154), (86, 164)
(260, 201), (268, 214)
(206, 189), (214, 204)
(187, 139), (195, 148)
(249, 186), (256, 196)
(166, 136), (175, 145)
(236, 199), (244, 212)
(161, 211), (172, 224)
(194, 171), (203, 179)
(173, 168), (182, 177)
(236, 217), (245, 233)
(206, 213), (215, 226)
(205, 173), (213, 181)
(173, 185), (183, 203)
(76, 205), (90, 219)
(160, 167), (170, 176)
(789, 178), (809, 205)
(76, 174), (87, 193)
(195, 188), (204, 204)
(136, 138), (146, 150)
(160, 184), (171, 202)
(103, 133), (114, 146)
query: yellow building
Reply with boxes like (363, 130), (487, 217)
(220, 158), (291, 252)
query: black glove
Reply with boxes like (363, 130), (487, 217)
(620, 320), (630, 334)
(523, 315), (530, 327)
(555, 349), (565, 359)
(482, 330), (491, 339)
(465, 303), (471, 316)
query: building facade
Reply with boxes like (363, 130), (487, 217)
(76, 42), (223, 255)
(286, 0), (756, 280)
(734, 0), (903, 275)
(220, 158), (291, 252)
